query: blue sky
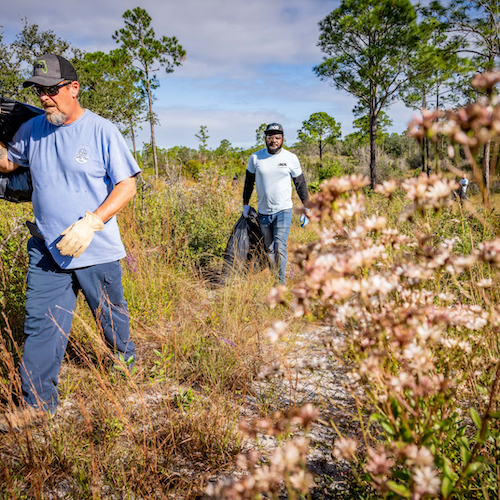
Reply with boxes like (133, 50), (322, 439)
(2, 0), (414, 150)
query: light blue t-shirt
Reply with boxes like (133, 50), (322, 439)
(8, 110), (140, 269)
(247, 148), (303, 215)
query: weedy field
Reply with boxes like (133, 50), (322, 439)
(0, 174), (316, 499)
(1, 77), (500, 499)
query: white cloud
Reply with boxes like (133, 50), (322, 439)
(2, 0), (335, 76)
(4, 0), (419, 152)
(134, 106), (290, 150)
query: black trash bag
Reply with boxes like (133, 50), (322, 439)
(0, 97), (44, 144)
(0, 97), (42, 203)
(0, 168), (33, 202)
(223, 206), (269, 275)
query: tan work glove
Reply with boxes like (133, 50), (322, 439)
(56, 211), (104, 258)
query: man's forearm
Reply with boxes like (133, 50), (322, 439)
(292, 173), (309, 204)
(243, 170), (255, 205)
(94, 176), (137, 223)
(0, 142), (20, 173)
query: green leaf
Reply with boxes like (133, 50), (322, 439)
(465, 462), (484, 477)
(442, 458), (456, 480)
(458, 436), (470, 448)
(392, 469), (411, 482)
(460, 445), (471, 464)
(489, 411), (500, 419)
(470, 408), (482, 429)
(379, 420), (396, 435)
(476, 421), (489, 444)
(386, 481), (411, 498)
(421, 429), (435, 444)
(402, 427), (413, 442)
(442, 476), (454, 498)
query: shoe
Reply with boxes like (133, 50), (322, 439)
(0, 406), (51, 433)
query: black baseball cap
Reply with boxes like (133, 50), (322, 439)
(23, 54), (78, 88)
(265, 123), (284, 135)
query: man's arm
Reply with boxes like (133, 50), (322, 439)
(94, 176), (137, 223)
(0, 141), (21, 173)
(292, 173), (309, 204)
(56, 176), (137, 258)
(243, 170), (255, 205)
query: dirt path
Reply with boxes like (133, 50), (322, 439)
(207, 325), (359, 499)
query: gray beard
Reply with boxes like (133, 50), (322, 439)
(45, 110), (67, 126)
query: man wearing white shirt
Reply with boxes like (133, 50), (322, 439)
(459, 173), (469, 201)
(243, 123), (309, 284)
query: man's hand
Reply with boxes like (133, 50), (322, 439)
(243, 205), (250, 218)
(0, 141), (20, 173)
(300, 208), (310, 227)
(56, 211), (104, 258)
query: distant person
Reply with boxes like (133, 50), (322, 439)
(0, 54), (139, 427)
(459, 173), (469, 201)
(232, 174), (238, 187)
(242, 123), (310, 285)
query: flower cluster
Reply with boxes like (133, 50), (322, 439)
(471, 70), (500, 92)
(406, 70), (500, 164)
(407, 108), (442, 145)
(208, 406), (318, 499)
(206, 438), (313, 499)
(444, 102), (500, 153)
(399, 173), (458, 218)
(282, 169), (500, 497)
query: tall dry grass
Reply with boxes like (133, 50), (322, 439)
(0, 173), (311, 498)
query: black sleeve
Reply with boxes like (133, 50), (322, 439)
(243, 170), (255, 205)
(292, 173), (309, 204)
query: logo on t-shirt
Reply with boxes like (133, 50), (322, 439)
(277, 163), (287, 168)
(75, 145), (90, 164)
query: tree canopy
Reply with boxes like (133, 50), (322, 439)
(314, 0), (422, 186)
(297, 112), (341, 162)
(113, 7), (186, 178)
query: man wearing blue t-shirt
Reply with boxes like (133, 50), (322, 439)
(243, 123), (310, 285)
(0, 54), (139, 422)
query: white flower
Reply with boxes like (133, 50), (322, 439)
(264, 320), (287, 342)
(374, 180), (398, 197)
(405, 446), (434, 467)
(438, 292), (455, 303)
(333, 437), (358, 461)
(413, 466), (440, 495)
(416, 324), (442, 342)
(390, 372), (414, 392)
(477, 278), (493, 288)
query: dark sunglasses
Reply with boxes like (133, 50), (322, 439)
(32, 81), (72, 97)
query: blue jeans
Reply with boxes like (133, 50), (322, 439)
(258, 209), (292, 284)
(21, 237), (135, 413)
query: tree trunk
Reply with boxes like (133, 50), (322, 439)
(130, 117), (138, 164)
(145, 66), (159, 179)
(319, 138), (323, 163)
(483, 140), (491, 202)
(425, 136), (430, 172)
(369, 101), (377, 189)
(422, 90), (427, 173)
